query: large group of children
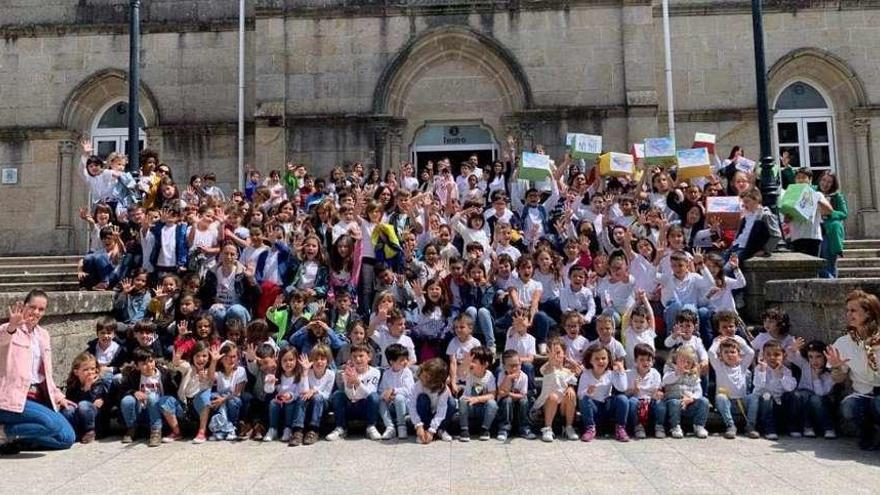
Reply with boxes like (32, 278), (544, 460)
(61, 135), (880, 449)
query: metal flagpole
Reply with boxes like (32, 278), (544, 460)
(127, 0), (141, 173)
(238, 0), (246, 192)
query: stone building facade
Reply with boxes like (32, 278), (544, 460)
(0, 0), (878, 254)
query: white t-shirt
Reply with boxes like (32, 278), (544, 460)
(139, 373), (163, 396)
(505, 332), (536, 358)
(95, 340), (121, 367)
(462, 369), (497, 398)
(596, 275), (635, 314)
(215, 366), (247, 395)
(624, 326), (657, 369)
(562, 334), (589, 365)
(446, 336), (481, 380)
(625, 368), (662, 400)
(157, 225), (177, 267)
(299, 261), (319, 289)
(496, 370), (529, 396)
(511, 278), (542, 309)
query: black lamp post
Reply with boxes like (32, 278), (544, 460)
(127, 0), (141, 173)
(751, 0), (779, 210)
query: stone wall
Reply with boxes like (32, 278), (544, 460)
(0, 291), (114, 386)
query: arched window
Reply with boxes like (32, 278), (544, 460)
(773, 81), (835, 173)
(91, 101), (146, 160)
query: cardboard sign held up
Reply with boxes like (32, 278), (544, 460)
(519, 151), (552, 182)
(676, 148), (712, 181)
(567, 133), (602, 160)
(644, 137), (677, 167)
(693, 133), (716, 155)
(599, 152), (635, 177)
(706, 196), (742, 230)
(779, 184), (818, 223)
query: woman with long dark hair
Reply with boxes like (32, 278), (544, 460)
(817, 171), (847, 278)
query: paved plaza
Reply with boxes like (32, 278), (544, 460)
(5, 435), (880, 494)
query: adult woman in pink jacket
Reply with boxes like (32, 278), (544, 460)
(0, 289), (76, 453)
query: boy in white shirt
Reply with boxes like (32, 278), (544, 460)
(560, 311), (588, 373)
(496, 349), (535, 441)
(590, 315), (626, 363)
(663, 309), (709, 375)
(559, 265), (596, 324)
(370, 309), (417, 369)
(446, 314), (482, 395)
(596, 253), (636, 328)
(378, 344), (415, 440)
(504, 308), (537, 390)
(625, 344), (665, 439)
(745, 341), (797, 440)
(326, 344), (382, 441)
(458, 346), (498, 442)
(709, 337), (754, 439)
(623, 290), (657, 370)
(658, 250), (714, 348)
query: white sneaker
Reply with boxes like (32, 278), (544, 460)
(563, 425), (578, 441)
(541, 427), (554, 443)
(397, 426), (408, 440)
(366, 426), (382, 441)
(263, 428), (277, 442)
(497, 431), (509, 442)
(437, 430), (453, 442)
(803, 427), (816, 438)
(655, 426), (666, 439)
(281, 428), (292, 443)
(694, 426), (708, 439)
(538, 343), (548, 355)
(634, 424), (646, 440)
(824, 430), (837, 439)
(765, 432), (779, 441)
(670, 425), (684, 439)
(210, 432), (224, 441)
(790, 431), (802, 438)
(325, 427), (346, 441)
(380, 427), (396, 440)
(225, 431), (237, 441)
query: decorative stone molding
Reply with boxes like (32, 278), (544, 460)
(626, 90), (658, 107)
(850, 117), (871, 137)
(59, 69), (160, 134)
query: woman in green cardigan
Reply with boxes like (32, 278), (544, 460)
(818, 171), (847, 278)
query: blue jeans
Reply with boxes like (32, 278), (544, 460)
(714, 394), (748, 428)
(415, 393), (456, 432)
(745, 392), (793, 434)
(790, 390), (834, 433)
(379, 394), (409, 428)
(220, 395), (245, 426)
(818, 240), (838, 278)
(121, 394), (180, 429)
(465, 306), (495, 350)
(292, 395), (327, 429)
(0, 400), (75, 450)
(626, 397), (666, 430)
(665, 397), (709, 428)
(663, 302), (713, 350)
(539, 298), (562, 324)
(579, 395), (628, 428)
(332, 391), (379, 428)
(269, 399), (301, 430)
(841, 394), (880, 438)
(498, 396), (531, 434)
(459, 397), (499, 432)
(61, 401), (98, 434)
(209, 303), (251, 327)
(191, 389), (212, 416)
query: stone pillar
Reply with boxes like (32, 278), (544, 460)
(56, 140), (78, 252)
(388, 126), (404, 172)
(371, 121), (390, 172)
(851, 117), (879, 236)
(621, 1), (659, 144)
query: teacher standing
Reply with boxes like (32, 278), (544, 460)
(0, 289), (76, 453)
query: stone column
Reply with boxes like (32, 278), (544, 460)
(851, 117), (879, 236)
(371, 121), (390, 172)
(388, 126), (404, 172)
(56, 140), (78, 252)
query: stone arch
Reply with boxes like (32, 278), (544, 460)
(372, 26), (533, 116)
(59, 68), (161, 133)
(768, 47), (869, 113)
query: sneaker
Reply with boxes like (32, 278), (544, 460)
(192, 431), (207, 444)
(263, 428), (277, 442)
(148, 428), (162, 447)
(303, 430), (319, 446)
(615, 425), (630, 442)
(162, 430), (182, 443)
(381, 427), (396, 440)
(237, 422), (253, 440)
(437, 430), (453, 442)
(81, 430), (96, 444)
(479, 429), (491, 441)
(366, 426), (382, 441)
(397, 426), (408, 440)
(790, 431), (802, 438)
(803, 427), (816, 438)
(564, 425), (579, 441)
(670, 425), (684, 439)
(765, 432), (779, 441)
(210, 432), (225, 441)
(251, 423), (266, 441)
(225, 431), (238, 441)
(281, 428), (292, 443)
(537, 343), (548, 355)
(288, 430), (303, 447)
(634, 424), (646, 440)
(580, 426), (597, 442)
(655, 426), (666, 439)
(325, 427), (346, 441)
(121, 428), (135, 444)
(497, 430), (509, 442)
(694, 426), (708, 439)
(520, 429), (537, 440)
(459, 430), (471, 442)
(541, 427), (554, 443)
(724, 425), (737, 439)
(747, 429), (760, 439)
(824, 430), (837, 439)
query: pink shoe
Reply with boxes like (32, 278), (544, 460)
(615, 425), (630, 443)
(580, 426), (596, 442)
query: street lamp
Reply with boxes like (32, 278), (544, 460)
(750, 0), (779, 211)
(127, 0), (141, 174)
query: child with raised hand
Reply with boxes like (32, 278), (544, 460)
(751, 307), (794, 362)
(658, 250), (714, 348)
(532, 247), (563, 322)
(447, 313), (482, 395)
(285, 234), (330, 302)
(623, 290), (656, 370)
(119, 348), (183, 446)
(662, 346), (710, 439)
(295, 345), (335, 446)
(209, 342), (248, 441)
(701, 252), (746, 314)
(371, 309), (417, 369)
(410, 358), (456, 444)
(496, 350), (535, 441)
(531, 337), (578, 443)
(577, 344), (630, 442)
(327, 343), (382, 441)
(113, 270), (152, 327)
(625, 344), (665, 439)
(596, 252), (636, 329)
(591, 315), (626, 363)
(378, 343), (416, 440)
(508, 256), (554, 353)
(786, 338), (835, 439)
(172, 342), (220, 444)
(664, 310), (709, 376)
(264, 347), (307, 444)
(504, 307), (537, 389)
(560, 311), (588, 374)
(87, 316), (127, 377)
(62, 352), (112, 443)
(462, 260), (496, 352)
(709, 337), (754, 439)
(458, 346), (498, 442)
(410, 277), (453, 361)
(559, 265), (596, 326)
(745, 341), (797, 440)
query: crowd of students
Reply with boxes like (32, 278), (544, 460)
(4, 134), (877, 454)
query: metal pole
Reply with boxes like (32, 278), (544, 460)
(751, 0), (779, 210)
(238, 0), (245, 192)
(661, 0), (676, 144)
(127, 0), (141, 174)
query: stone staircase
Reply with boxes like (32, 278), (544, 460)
(0, 255), (81, 292)
(839, 239), (880, 278)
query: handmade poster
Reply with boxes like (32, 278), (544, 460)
(706, 196), (742, 230)
(779, 183), (818, 222)
(676, 148), (712, 180)
(598, 152), (635, 177)
(519, 151), (552, 182)
(567, 133), (602, 160)
(693, 132), (716, 155)
(644, 137), (677, 167)
(734, 157), (756, 174)
(630, 143), (645, 161)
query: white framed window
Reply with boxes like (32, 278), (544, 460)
(91, 100), (147, 161)
(772, 81), (836, 173)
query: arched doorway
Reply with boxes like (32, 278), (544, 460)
(773, 81), (836, 176)
(91, 100), (147, 160)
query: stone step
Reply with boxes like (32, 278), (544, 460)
(0, 255), (82, 266)
(840, 248), (880, 259)
(837, 257), (880, 268)
(838, 267), (880, 278)
(0, 281), (81, 292)
(844, 239), (880, 250)
(0, 263), (79, 275)
(0, 272), (77, 284)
